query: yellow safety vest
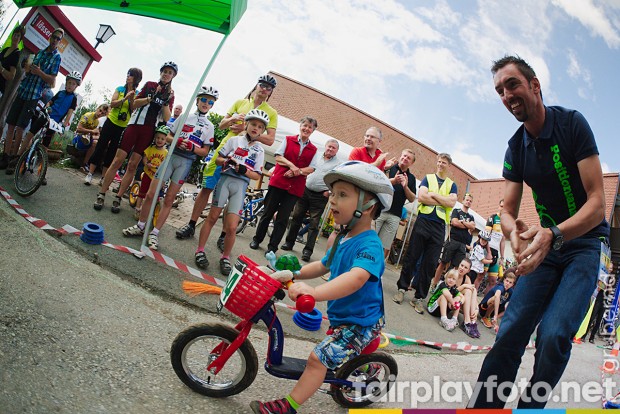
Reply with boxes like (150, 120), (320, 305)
(418, 174), (454, 224)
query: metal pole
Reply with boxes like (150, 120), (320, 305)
(396, 212), (415, 267)
(141, 34), (229, 249)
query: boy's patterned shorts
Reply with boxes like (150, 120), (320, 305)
(314, 322), (381, 370)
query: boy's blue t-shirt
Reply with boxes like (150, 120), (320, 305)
(49, 90), (77, 123)
(480, 283), (513, 306)
(320, 230), (384, 327)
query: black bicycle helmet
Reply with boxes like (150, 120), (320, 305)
(160, 61), (178, 75)
(258, 74), (277, 88)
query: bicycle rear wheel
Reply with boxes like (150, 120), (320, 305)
(331, 352), (398, 408)
(170, 323), (258, 398)
(14, 146), (48, 197)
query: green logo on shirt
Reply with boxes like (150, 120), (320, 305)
(550, 144), (577, 216)
(504, 161), (512, 171)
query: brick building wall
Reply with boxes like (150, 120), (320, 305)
(267, 71), (476, 197)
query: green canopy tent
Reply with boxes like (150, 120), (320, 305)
(12, 0), (248, 251)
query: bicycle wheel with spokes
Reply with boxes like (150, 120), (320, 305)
(331, 352), (398, 408)
(14, 146), (48, 197)
(170, 323), (258, 398)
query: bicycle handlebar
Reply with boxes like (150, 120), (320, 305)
(284, 280), (315, 313)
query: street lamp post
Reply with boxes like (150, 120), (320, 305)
(94, 24), (115, 49)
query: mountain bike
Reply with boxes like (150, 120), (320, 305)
(13, 101), (64, 197)
(170, 255), (398, 408)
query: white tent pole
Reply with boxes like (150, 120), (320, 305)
(141, 34), (229, 249)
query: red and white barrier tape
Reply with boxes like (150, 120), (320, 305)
(2, 185), (513, 353)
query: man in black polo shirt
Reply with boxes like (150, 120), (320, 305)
(375, 149), (416, 258)
(469, 55), (609, 408)
(429, 193), (475, 292)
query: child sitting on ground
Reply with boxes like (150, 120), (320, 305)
(471, 230), (493, 292)
(122, 86), (217, 250)
(479, 272), (516, 332)
(427, 269), (463, 332)
(250, 160), (394, 414)
(194, 108), (267, 275)
(132, 125), (169, 218)
(454, 258), (480, 338)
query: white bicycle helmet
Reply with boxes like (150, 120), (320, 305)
(478, 229), (491, 241)
(245, 109), (270, 126)
(197, 85), (218, 100)
(324, 160), (394, 220)
(160, 61), (178, 74)
(258, 74), (277, 88)
(66, 70), (82, 85)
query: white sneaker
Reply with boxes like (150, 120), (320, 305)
(84, 173), (93, 186)
(122, 224), (144, 237)
(148, 233), (159, 250)
(98, 177), (104, 186)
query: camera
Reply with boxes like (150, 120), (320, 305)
(118, 112), (128, 121)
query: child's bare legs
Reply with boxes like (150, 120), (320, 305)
(221, 212), (241, 257)
(483, 275), (498, 295)
(17, 131), (35, 155)
(138, 178), (161, 224)
(431, 262), (447, 288)
(84, 139), (97, 167)
(438, 295), (448, 318)
(474, 272), (485, 292)
(461, 293), (472, 324)
(153, 182), (183, 231)
(289, 351), (328, 405)
(100, 148), (128, 193)
(197, 205), (224, 249)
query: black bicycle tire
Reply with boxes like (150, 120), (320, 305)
(14, 145), (48, 197)
(170, 323), (258, 398)
(331, 352), (398, 408)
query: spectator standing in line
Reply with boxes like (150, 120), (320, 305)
(393, 153), (457, 314)
(84, 68), (142, 185)
(250, 116), (319, 255)
(175, 74), (278, 241)
(94, 61), (177, 213)
(429, 192), (476, 292)
(375, 148), (416, 258)
(324, 126), (397, 251)
(281, 138), (341, 262)
(468, 55), (609, 408)
(1, 27), (63, 174)
(484, 199), (506, 294)
(167, 104), (183, 128)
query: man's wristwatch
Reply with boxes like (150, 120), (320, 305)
(549, 226), (564, 251)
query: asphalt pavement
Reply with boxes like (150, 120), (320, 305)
(0, 164), (608, 410)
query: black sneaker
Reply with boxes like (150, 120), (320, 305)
(301, 251), (311, 262)
(195, 251), (209, 269)
(5, 157), (17, 175)
(219, 257), (232, 275)
(111, 196), (121, 213)
(94, 193), (105, 211)
(249, 239), (259, 250)
(281, 242), (294, 251)
(176, 223), (195, 239)
(217, 236), (225, 252)
(0, 153), (8, 169)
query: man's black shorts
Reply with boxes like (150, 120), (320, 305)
(440, 239), (467, 268)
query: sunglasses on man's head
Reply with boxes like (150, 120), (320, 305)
(199, 97), (215, 105)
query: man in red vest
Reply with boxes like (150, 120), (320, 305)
(250, 116), (320, 254)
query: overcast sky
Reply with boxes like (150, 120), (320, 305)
(3, 0), (620, 179)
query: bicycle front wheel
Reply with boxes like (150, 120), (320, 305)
(14, 146), (48, 197)
(170, 323), (258, 398)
